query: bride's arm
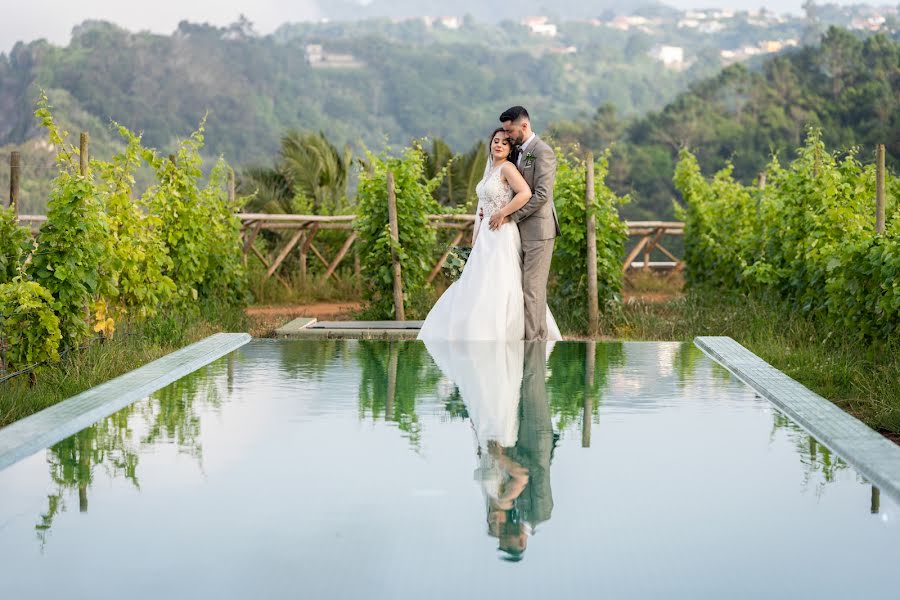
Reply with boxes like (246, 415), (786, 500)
(497, 163), (532, 220)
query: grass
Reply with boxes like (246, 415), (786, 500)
(607, 281), (900, 436)
(246, 253), (361, 306)
(0, 302), (247, 428)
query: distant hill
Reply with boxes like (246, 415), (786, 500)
(2, 16), (896, 219)
(0, 16), (717, 214)
(550, 27), (900, 219)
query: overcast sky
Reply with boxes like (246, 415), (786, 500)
(0, 0), (873, 54)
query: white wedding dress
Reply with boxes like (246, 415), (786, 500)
(417, 163), (562, 341)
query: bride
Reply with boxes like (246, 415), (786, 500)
(417, 128), (561, 341)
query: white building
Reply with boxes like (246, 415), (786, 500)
(649, 45), (685, 69)
(438, 16), (461, 29)
(522, 16), (558, 36)
(305, 44), (362, 69)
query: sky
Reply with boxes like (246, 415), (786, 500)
(0, 0), (874, 54)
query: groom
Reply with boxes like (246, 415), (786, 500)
(489, 106), (560, 341)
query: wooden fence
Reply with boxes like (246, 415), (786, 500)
(9, 145), (688, 334)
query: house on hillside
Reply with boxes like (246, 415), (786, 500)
(649, 45), (685, 70)
(521, 17), (557, 36)
(305, 44), (363, 69)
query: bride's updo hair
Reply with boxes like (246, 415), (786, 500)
(489, 127), (519, 164)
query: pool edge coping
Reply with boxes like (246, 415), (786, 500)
(695, 335), (900, 504)
(0, 332), (251, 472)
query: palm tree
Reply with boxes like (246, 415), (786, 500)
(423, 137), (488, 209)
(280, 130), (352, 214)
(239, 131), (351, 215)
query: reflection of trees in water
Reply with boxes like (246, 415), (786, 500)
(357, 341), (441, 448)
(674, 342), (733, 384)
(674, 342), (702, 383)
(546, 341), (624, 431)
(275, 339), (352, 380)
(137, 362), (225, 460)
(443, 386), (469, 420)
(770, 410), (850, 495)
(36, 405), (141, 547)
(35, 358), (229, 546)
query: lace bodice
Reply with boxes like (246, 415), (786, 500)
(475, 164), (513, 220)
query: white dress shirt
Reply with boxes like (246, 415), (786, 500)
(516, 132), (536, 169)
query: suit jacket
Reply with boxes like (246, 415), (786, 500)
(506, 341), (555, 528)
(512, 135), (561, 241)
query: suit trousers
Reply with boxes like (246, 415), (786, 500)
(521, 237), (555, 341)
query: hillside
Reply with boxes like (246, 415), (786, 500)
(551, 27), (900, 219)
(1, 16), (897, 217)
(0, 18), (712, 161)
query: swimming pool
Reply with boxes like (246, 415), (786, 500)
(0, 340), (896, 599)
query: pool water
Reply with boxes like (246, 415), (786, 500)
(0, 340), (896, 599)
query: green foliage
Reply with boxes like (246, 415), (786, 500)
(94, 125), (176, 315)
(357, 341), (441, 448)
(1, 99), (247, 378)
(424, 138), (488, 209)
(142, 122), (247, 306)
(200, 160), (249, 305)
(0, 279), (62, 369)
(354, 145), (446, 319)
(28, 100), (114, 347)
(0, 206), (30, 284)
(550, 149), (629, 333)
(676, 129), (899, 341)
(545, 341), (625, 429)
(279, 131), (352, 214)
(441, 246), (471, 281)
(673, 149), (759, 289)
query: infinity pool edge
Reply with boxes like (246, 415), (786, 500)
(695, 335), (900, 505)
(0, 332), (251, 472)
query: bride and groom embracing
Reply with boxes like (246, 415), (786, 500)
(418, 106), (562, 342)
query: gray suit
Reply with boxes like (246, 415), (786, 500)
(511, 135), (559, 340)
(507, 341), (555, 529)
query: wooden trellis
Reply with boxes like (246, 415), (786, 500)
(622, 221), (684, 273)
(14, 213), (684, 277)
(237, 212), (474, 290)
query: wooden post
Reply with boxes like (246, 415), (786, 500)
(871, 485), (881, 514)
(585, 151), (599, 336)
(228, 169), (236, 205)
(622, 235), (650, 274)
(79, 132), (89, 177)
(582, 341), (596, 448)
(876, 144), (885, 234)
(323, 232), (358, 280)
(266, 229), (305, 278)
(758, 171), (767, 190)
(387, 171), (405, 321)
(386, 342), (399, 421)
(9, 152), (20, 215)
(227, 353), (235, 394)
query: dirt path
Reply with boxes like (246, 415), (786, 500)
(245, 302), (363, 337)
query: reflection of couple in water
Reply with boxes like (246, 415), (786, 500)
(425, 340), (556, 562)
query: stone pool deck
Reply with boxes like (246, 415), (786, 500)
(275, 318), (423, 339)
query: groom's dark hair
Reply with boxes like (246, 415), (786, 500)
(499, 106), (529, 123)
